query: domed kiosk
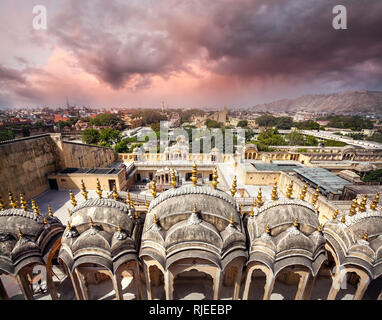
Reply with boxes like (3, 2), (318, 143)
(139, 165), (247, 300)
(243, 182), (327, 300)
(0, 193), (64, 300)
(323, 194), (382, 300)
(58, 182), (144, 300)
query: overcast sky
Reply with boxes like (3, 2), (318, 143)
(0, 0), (381, 109)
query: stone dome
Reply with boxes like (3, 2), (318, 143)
(140, 185), (247, 270)
(58, 198), (142, 274)
(246, 198), (326, 276)
(323, 204), (382, 279)
(0, 208), (64, 275)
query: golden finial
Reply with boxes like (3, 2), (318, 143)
(96, 178), (102, 199)
(256, 188), (263, 206)
(300, 183), (308, 201)
(126, 191), (132, 205)
(171, 168), (177, 188)
(69, 190), (77, 207)
(48, 205), (54, 217)
(230, 176), (237, 197)
(341, 215), (346, 223)
(250, 206), (254, 217)
(359, 195), (367, 212)
(363, 231), (369, 241)
(8, 191), (18, 209)
(370, 192), (380, 210)
(229, 214), (234, 225)
(193, 203), (198, 215)
(112, 185), (118, 200)
(239, 204), (242, 215)
(349, 197), (358, 216)
(211, 167), (219, 190)
(117, 224), (122, 233)
(286, 181), (294, 199)
(191, 163), (198, 186)
(89, 217), (94, 228)
(43, 217), (48, 225)
(33, 202), (40, 216)
(151, 179), (157, 198)
(153, 214), (158, 224)
(333, 209), (339, 220)
(68, 208), (71, 217)
(20, 194), (27, 211)
(293, 218), (299, 228)
(317, 224), (323, 232)
(265, 225), (271, 234)
(31, 199), (36, 210)
(80, 180), (88, 200)
(271, 183), (278, 201)
(0, 197), (4, 211)
(135, 209), (139, 219)
(312, 185), (320, 205)
(67, 221), (72, 231)
(18, 227), (23, 239)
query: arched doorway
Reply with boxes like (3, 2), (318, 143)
(363, 277), (382, 300)
(247, 268), (267, 300)
(335, 272), (360, 300)
(173, 269), (214, 300)
(271, 268), (301, 300)
(310, 252), (333, 300)
(149, 265), (165, 300)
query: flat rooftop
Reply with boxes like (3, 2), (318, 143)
(294, 167), (352, 196)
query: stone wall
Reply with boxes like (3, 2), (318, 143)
(0, 134), (117, 204)
(0, 134), (63, 203)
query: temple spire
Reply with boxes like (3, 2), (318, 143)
(69, 190), (77, 207)
(211, 167), (219, 190)
(271, 183), (278, 201)
(170, 168), (177, 188)
(230, 176), (237, 197)
(20, 193), (27, 211)
(286, 181), (294, 199)
(191, 163), (198, 186)
(80, 180), (88, 200)
(112, 185), (118, 200)
(151, 179), (157, 198)
(256, 188), (263, 207)
(96, 179), (103, 199)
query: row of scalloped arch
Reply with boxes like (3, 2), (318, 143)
(255, 198), (317, 215)
(148, 185), (237, 212)
(69, 198), (132, 215)
(0, 208), (45, 223)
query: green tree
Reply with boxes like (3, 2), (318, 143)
(0, 130), (15, 142)
(205, 119), (222, 128)
(255, 115), (277, 127)
(257, 129), (286, 146)
(275, 117), (293, 130)
(99, 128), (121, 145)
(237, 120), (248, 127)
(294, 120), (320, 130)
(82, 128), (100, 145)
(89, 114), (123, 127)
(362, 169), (382, 184)
(21, 125), (30, 137)
(285, 131), (305, 146)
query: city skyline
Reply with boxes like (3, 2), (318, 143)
(1, 0), (382, 109)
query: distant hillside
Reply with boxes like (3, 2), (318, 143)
(251, 90), (382, 114)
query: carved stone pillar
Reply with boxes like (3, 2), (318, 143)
(16, 272), (34, 300)
(242, 267), (254, 300)
(113, 273), (124, 300)
(143, 263), (152, 300)
(327, 270), (346, 300)
(295, 272), (310, 300)
(263, 275), (275, 300)
(0, 277), (9, 300)
(353, 277), (370, 300)
(213, 270), (222, 300)
(164, 271), (174, 300)
(232, 265), (243, 300)
(75, 269), (90, 300)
